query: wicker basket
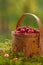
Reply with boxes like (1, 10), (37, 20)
(12, 13), (43, 57)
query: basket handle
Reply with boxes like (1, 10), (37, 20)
(16, 13), (43, 55)
(16, 13), (43, 34)
(16, 13), (42, 31)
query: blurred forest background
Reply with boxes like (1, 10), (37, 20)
(0, 0), (43, 42)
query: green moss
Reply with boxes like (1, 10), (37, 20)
(0, 40), (43, 65)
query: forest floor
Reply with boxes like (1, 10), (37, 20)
(0, 40), (43, 65)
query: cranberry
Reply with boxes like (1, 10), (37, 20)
(4, 54), (10, 58)
(16, 30), (21, 33)
(29, 27), (33, 30)
(17, 27), (21, 31)
(27, 30), (34, 33)
(33, 28), (37, 33)
(22, 26), (27, 29)
(26, 28), (29, 32)
(13, 58), (18, 62)
(31, 30), (34, 33)
(20, 28), (26, 33)
(15, 26), (39, 34)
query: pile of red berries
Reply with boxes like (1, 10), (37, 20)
(15, 26), (39, 34)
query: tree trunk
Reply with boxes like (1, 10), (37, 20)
(0, 18), (9, 33)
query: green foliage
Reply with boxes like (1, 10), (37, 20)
(0, 40), (43, 65)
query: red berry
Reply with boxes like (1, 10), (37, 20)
(33, 28), (39, 33)
(27, 30), (34, 33)
(4, 54), (10, 58)
(17, 27), (21, 31)
(22, 26), (27, 29)
(26, 28), (29, 32)
(16, 30), (21, 33)
(13, 58), (18, 62)
(29, 27), (33, 30)
(15, 26), (39, 34)
(31, 30), (34, 33)
(20, 28), (26, 33)
(33, 28), (37, 33)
